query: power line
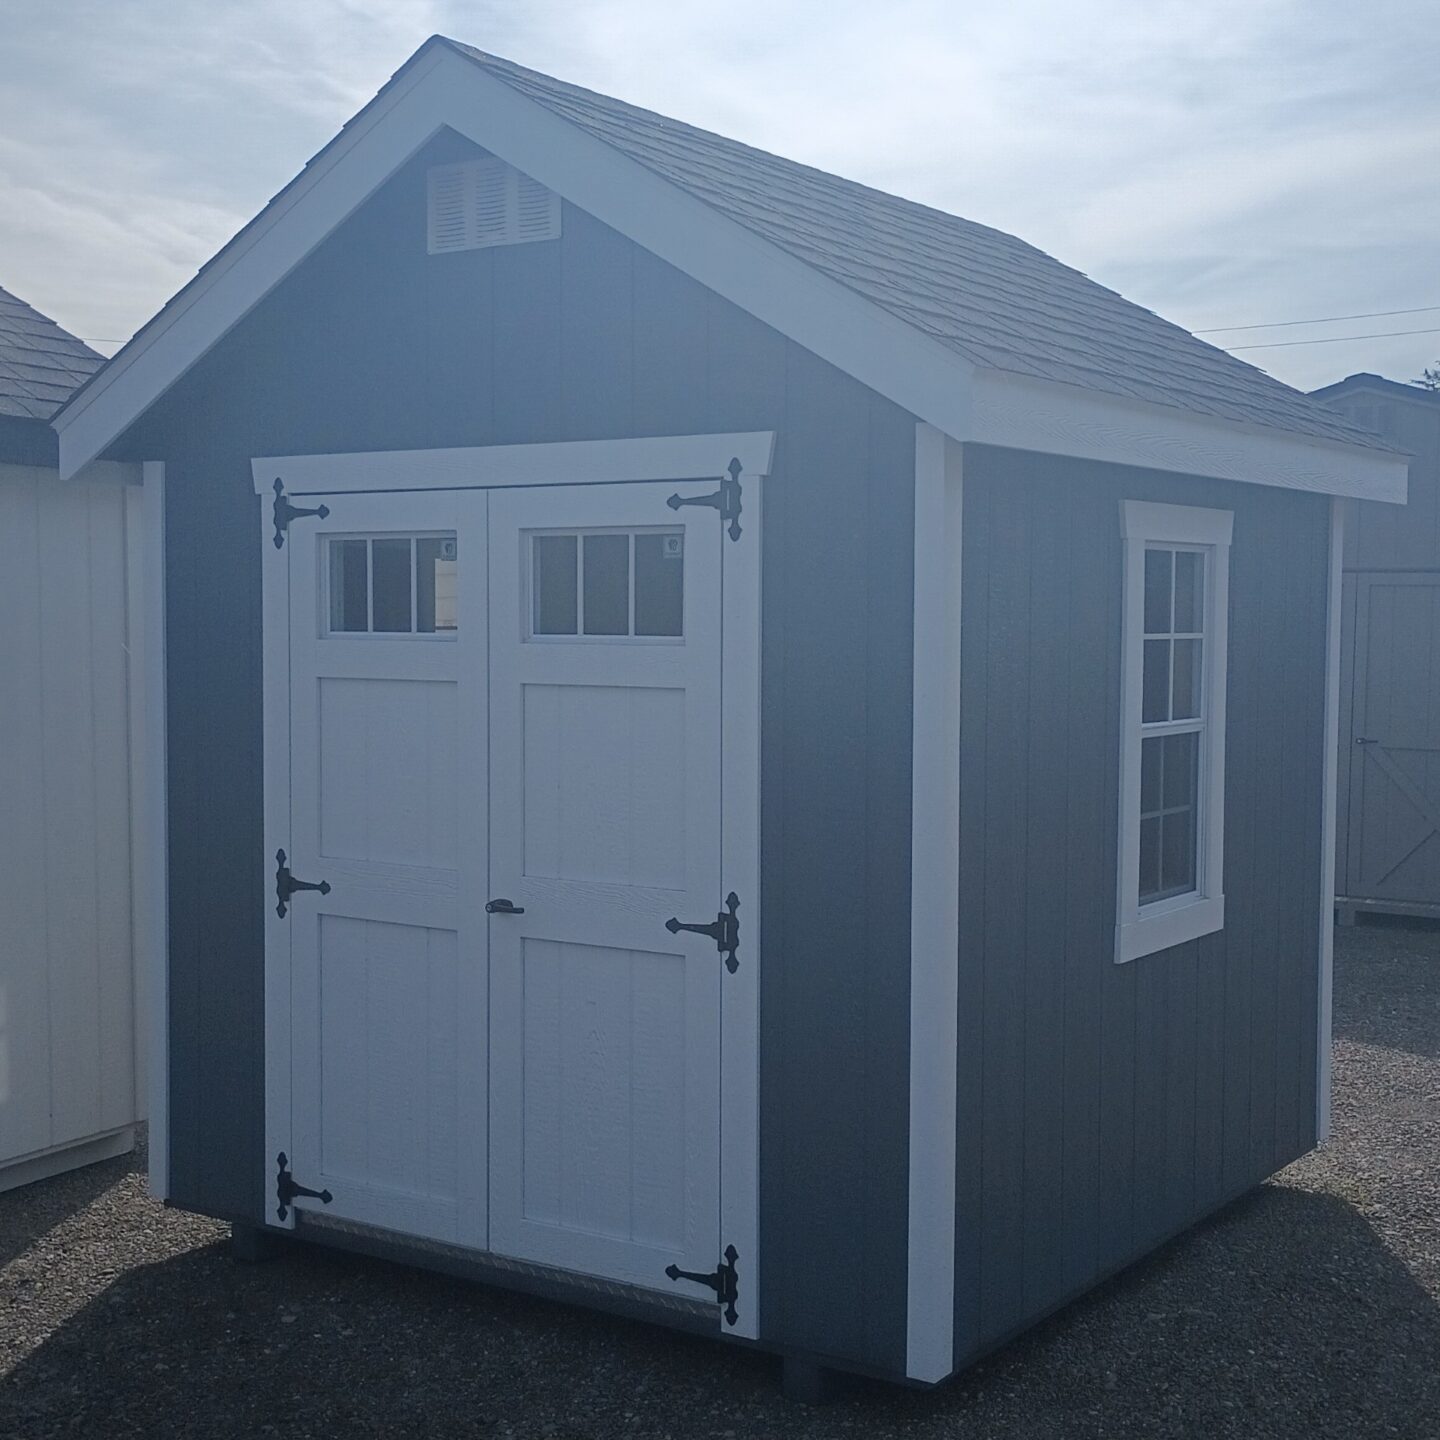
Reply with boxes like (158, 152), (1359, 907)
(1228, 326), (1440, 351)
(1198, 304), (1440, 334)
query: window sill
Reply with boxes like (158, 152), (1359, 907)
(1115, 894), (1224, 964)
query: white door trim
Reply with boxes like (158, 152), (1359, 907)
(720, 467), (761, 1340)
(258, 433), (765, 1339)
(251, 432), (775, 498)
(261, 474), (295, 1227)
(906, 425), (962, 1381)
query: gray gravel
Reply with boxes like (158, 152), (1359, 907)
(2, 923), (1437, 1438)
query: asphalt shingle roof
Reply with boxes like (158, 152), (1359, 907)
(445, 40), (1387, 453)
(0, 286), (104, 421)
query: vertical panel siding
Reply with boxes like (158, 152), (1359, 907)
(0, 468), (138, 1177)
(955, 447), (1328, 1365)
(114, 133), (914, 1374)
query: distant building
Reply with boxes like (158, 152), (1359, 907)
(1313, 373), (1440, 922)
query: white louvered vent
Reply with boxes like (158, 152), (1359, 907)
(426, 159), (561, 254)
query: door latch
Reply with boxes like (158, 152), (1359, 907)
(275, 849), (331, 918)
(485, 898), (525, 915)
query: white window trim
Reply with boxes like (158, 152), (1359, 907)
(1116, 500), (1232, 964)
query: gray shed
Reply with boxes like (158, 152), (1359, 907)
(52, 38), (1408, 1392)
(1312, 373), (1440, 922)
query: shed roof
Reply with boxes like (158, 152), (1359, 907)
(1311, 373), (1440, 410)
(444, 41), (1384, 454)
(50, 36), (1406, 499)
(0, 285), (104, 421)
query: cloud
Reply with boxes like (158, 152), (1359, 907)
(0, 0), (1435, 388)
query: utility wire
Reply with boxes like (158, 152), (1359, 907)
(1198, 304), (1440, 334)
(1228, 326), (1440, 351)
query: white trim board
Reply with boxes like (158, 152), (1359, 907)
(138, 462), (169, 1198)
(53, 42), (1404, 504)
(970, 372), (1407, 505)
(251, 431), (775, 496)
(905, 424), (962, 1382)
(1317, 497), (1347, 1141)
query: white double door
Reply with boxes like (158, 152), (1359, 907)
(274, 480), (724, 1299)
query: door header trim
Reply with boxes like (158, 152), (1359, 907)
(252, 432), (777, 498)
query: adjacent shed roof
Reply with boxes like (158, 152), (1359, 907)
(1311, 373), (1440, 409)
(445, 41), (1385, 454)
(0, 285), (104, 421)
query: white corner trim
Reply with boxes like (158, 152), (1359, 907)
(906, 423), (961, 1382)
(136, 462), (169, 1198)
(971, 370), (1409, 505)
(1317, 497), (1346, 1141)
(252, 431), (776, 497)
(1115, 499), (1231, 965)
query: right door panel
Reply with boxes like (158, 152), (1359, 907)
(486, 482), (723, 1298)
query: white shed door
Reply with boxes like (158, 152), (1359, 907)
(485, 483), (724, 1297)
(284, 490), (489, 1247)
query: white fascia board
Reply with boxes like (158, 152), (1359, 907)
(53, 41), (1407, 504)
(54, 47), (452, 479)
(54, 45), (975, 480)
(427, 55), (979, 441)
(969, 370), (1409, 503)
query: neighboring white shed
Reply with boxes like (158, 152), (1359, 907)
(0, 285), (145, 1190)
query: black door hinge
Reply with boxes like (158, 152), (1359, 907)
(275, 1152), (332, 1222)
(666, 892), (740, 973)
(272, 477), (330, 549)
(275, 849), (331, 918)
(665, 1244), (739, 1326)
(667, 457), (743, 541)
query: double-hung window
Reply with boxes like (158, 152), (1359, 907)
(1116, 501), (1232, 962)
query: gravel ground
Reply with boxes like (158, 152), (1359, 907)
(2, 923), (1437, 1439)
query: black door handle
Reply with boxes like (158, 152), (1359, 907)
(486, 898), (525, 914)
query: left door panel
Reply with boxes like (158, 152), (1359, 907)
(276, 490), (488, 1247)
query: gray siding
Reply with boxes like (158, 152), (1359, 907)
(954, 446), (1330, 1364)
(114, 131), (914, 1374)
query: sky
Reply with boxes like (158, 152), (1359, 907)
(1, 0), (1437, 392)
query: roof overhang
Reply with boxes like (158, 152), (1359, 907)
(52, 38), (1408, 505)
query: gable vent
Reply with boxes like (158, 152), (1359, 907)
(427, 159), (562, 254)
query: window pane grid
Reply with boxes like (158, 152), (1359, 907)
(530, 528), (683, 641)
(327, 533), (457, 637)
(1138, 542), (1207, 907)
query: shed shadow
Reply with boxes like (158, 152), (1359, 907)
(1333, 921), (1440, 1060)
(0, 1133), (142, 1272)
(1, 1184), (1436, 1439)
